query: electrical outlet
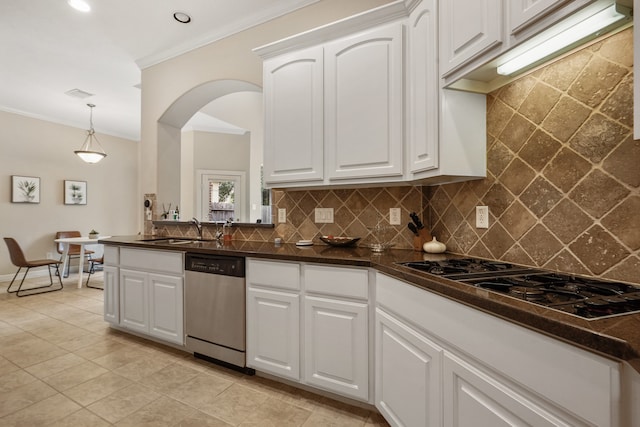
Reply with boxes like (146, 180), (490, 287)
(314, 208), (334, 223)
(46, 252), (53, 260)
(476, 206), (489, 229)
(389, 208), (401, 225)
(278, 208), (286, 223)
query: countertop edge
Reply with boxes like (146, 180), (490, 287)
(100, 236), (640, 372)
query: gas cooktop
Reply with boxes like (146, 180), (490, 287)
(399, 258), (640, 320)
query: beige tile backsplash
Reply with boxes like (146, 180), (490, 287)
(428, 28), (638, 284)
(161, 29), (639, 285)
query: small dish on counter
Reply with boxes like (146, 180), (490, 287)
(319, 236), (361, 247)
(295, 240), (314, 246)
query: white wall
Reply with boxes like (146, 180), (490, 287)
(198, 91), (263, 222)
(0, 110), (139, 276)
(140, 0), (393, 197)
(180, 130), (250, 220)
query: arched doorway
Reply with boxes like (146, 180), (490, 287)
(156, 79), (263, 222)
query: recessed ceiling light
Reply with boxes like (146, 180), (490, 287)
(68, 0), (90, 12)
(173, 12), (191, 24)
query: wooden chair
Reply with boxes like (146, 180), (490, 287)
(55, 231), (94, 277)
(85, 256), (104, 289)
(4, 237), (63, 297)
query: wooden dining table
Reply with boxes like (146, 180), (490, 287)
(54, 236), (110, 288)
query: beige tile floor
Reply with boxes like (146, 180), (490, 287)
(0, 272), (389, 426)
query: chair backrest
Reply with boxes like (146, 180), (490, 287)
(4, 237), (28, 267)
(55, 231), (81, 254)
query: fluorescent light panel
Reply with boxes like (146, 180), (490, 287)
(497, 4), (627, 76)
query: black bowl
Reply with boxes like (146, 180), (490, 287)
(319, 236), (361, 247)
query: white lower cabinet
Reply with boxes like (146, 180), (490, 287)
(443, 352), (570, 427)
(148, 273), (184, 344)
(246, 286), (300, 381)
(103, 265), (119, 325)
(376, 272), (622, 427)
(119, 269), (184, 345)
(246, 258), (370, 402)
(376, 307), (442, 427)
(105, 247), (184, 346)
(304, 295), (368, 401)
(120, 269), (148, 334)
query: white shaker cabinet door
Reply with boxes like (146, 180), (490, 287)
(408, 0), (438, 174)
(509, 0), (573, 35)
(103, 265), (119, 325)
(246, 287), (300, 381)
(263, 46), (324, 185)
(119, 269), (149, 334)
(376, 307), (442, 427)
(325, 23), (404, 181)
(443, 352), (579, 427)
(148, 273), (183, 345)
(304, 295), (368, 401)
(440, 0), (503, 77)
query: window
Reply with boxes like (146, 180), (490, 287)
(197, 170), (246, 222)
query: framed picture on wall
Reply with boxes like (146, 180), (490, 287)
(11, 175), (40, 203)
(64, 180), (87, 205)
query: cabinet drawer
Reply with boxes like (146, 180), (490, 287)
(304, 264), (368, 300)
(120, 248), (183, 275)
(247, 258), (300, 291)
(104, 246), (119, 266)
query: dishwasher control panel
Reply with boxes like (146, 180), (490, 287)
(185, 253), (245, 277)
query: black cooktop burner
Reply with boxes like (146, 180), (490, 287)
(399, 258), (640, 320)
(401, 258), (535, 278)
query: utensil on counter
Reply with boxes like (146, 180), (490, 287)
(409, 212), (432, 251)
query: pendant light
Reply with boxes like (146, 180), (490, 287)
(75, 103), (106, 163)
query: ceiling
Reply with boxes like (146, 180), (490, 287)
(0, 0), (318, 141)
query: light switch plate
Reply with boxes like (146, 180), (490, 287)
(476, 206), (489, 229)
(389, 208), (401, 225)
(278, 208), (286, 223)
(315, 208), (334, 223)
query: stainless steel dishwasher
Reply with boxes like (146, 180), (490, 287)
(184, 253), (253, 373)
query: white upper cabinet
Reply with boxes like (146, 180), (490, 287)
(256, 0), (488, 187)
(407, 0), (438, 174)
(263, 46), (324, 184)
(439, 0), (503, 78)
(509, 0), (573, 35)
(440, 0), (599, 88)
(325, 23), (404, 181)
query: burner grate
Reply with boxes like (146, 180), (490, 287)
(398, 258), (640, 319)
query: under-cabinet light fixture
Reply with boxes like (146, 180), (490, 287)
(497, 3), (630, 76)
(74, 103), (107, 163)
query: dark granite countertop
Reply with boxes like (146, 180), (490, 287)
(101, 235), (640, 373)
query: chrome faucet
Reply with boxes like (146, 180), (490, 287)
(190, 217), (203, 240)
(213, 222), (223, 241)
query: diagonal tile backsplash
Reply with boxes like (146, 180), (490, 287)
(267, 186), (426, 249)
(158, 28), (639, 286)
(427, 28), (639, 285)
